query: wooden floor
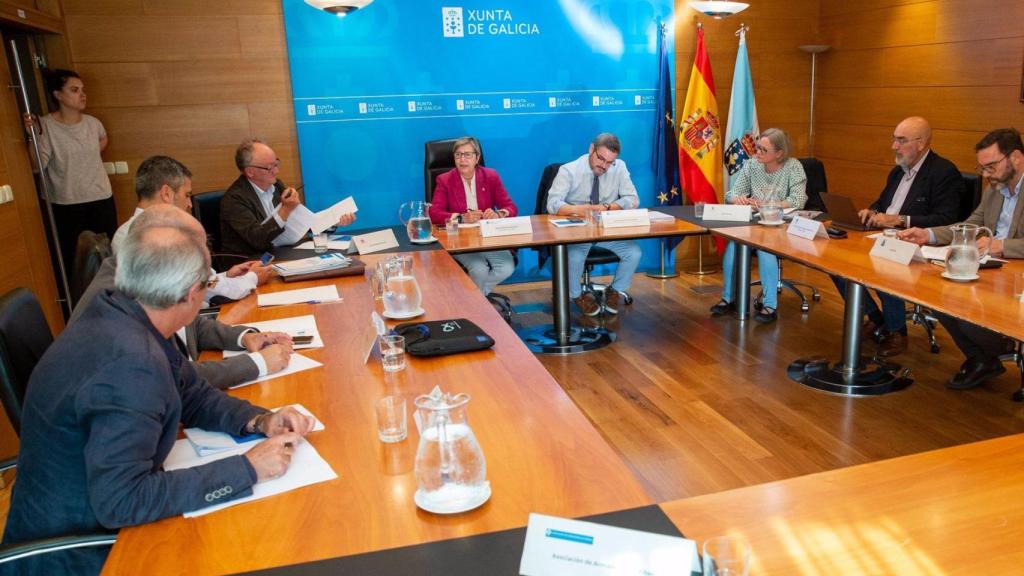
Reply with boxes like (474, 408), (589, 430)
(502, 261), (1024, 503)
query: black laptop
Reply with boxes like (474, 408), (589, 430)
(821, 193), (872, 231)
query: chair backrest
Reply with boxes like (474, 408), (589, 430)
(70, 231), (111, 308)
(423, 139), (485, 202)
(958, 171), (983, 221)
(0, 288), (53, 436)
(191, 190), (225, 252)
(534, 162), (564, 216)
(797, 157), (828, 212)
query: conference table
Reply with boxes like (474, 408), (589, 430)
(437, 213), (705, 354)
(712, 224), (1024, 395)
(102, 249), (651, 574)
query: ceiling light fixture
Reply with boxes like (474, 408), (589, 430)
(687, 1), (750, 19)
(304, 0), (374, 17)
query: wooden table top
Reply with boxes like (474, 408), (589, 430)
(712, 225), (1024, 341)
(661, 433), (1024, 574)
(436, 214), (706, 253)
(102, 250), (651, 575)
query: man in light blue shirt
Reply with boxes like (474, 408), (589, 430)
(900, 128), (1024, 390)
(547, 133), (641, 316)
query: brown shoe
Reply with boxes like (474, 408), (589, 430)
(574, 293), (600, 316)
(860, 319), (882, 342)
(876, 331), (907, 357)
(604, 289), (620, 315)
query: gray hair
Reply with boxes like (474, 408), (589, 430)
(452, 136), (481, 158)
(592, 133), (621, 154)
(115, 225), (210, 309)
(235, 138), (266, 171)
(759, 128), (793, 162)
(126, 204), (206, 246)
(135, 155), (192, 201)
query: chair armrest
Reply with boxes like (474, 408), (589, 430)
(0, 533), (117, 565)
(0, 456), (16, 473)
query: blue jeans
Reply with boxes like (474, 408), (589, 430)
(455, 250), (515, 295)
(567, 241), (641, 298)
(832, 276), (907, 333)
(720, 241), (780, 309)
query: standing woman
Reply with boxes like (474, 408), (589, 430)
(25, 68), (117, 273)
(428, 136), (517, 295)
(710, 128), (807, 324)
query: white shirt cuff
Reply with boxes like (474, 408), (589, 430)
(927, 229), (937, 245)
(247, 351), (268, 377)
(236, 327), (256, 349)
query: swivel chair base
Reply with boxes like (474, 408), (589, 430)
(907, 303), (941, 353)
(788, 356), (912, 396)
(517, 324), (614, 355)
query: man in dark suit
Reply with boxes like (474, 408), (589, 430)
(833, 116), (961, 356)
(71, 205), (294, 389)
(3, 218), (314, 574)
(901, 128), (1024, 390)
(220, 138), (355, 256)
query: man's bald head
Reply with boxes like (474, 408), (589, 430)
(128, 204), (207, 248)
(892, 116), (932, 168)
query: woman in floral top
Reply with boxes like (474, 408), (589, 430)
(710, 128), (807, 323)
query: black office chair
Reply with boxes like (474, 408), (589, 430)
(422, 139), (513, 320)
(534, 162), (633, 315)
(0, 288), (119, 564)
(751, 157), (827, 312)
(906, 171), (983, 353)
(70, 231), (111, 309)
(192, 190), (247, 272)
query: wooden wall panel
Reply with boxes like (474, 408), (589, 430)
(62, 0), (142, 16)
(65, 16), (242, 62)
(817, 0), (1024, 206)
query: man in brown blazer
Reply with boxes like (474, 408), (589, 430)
(901, 128), (1024, 390)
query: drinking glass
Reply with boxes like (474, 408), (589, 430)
(1014, 272), (1024, 302)
(312, 233), (329, 253)
(445, 217), (459, 236)
(702, 535), (750, 576)
(380, 334), (406, 372)
(375, 396), (407, 443)
(695, 201), (706, 218)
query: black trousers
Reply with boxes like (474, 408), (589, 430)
(935, 312), (1008, 362)
(51, 196), (118, 273)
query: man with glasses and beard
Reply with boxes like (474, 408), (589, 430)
(546, 133), (641, 316)
(900, 128), (1024, 390)
(833, 116), (961, 357)
(220, 138), (356, 256)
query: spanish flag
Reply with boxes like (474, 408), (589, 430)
(678, 25), (724, 251)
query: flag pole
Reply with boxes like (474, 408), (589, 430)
(648, 20), (680, 280)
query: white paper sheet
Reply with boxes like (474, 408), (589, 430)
(311, 196), (359, 235)
(165, 432), (336, 518)
(293, 239), (352, 251)
(284, 204), (316, 236)
(224, 315), (323, 353)
(256, 285), (340, 307)
(228, 353), (323, 389)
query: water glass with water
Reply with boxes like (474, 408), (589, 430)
(702, 535), (750, 576)
(380, 334), (406, 372)
(312, 233), (329, 253)
(695, 201), (706, 218)
(376, 396), (407, 443)
(445, 216), (459, 236)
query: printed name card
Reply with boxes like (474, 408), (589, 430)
(787, 215), (829, 240)
(702, 204), (752, 222)
(869, 236), (925, 265)
(480, 215), (533, 237)
(520, 513), (697, 576)
(351, 228), (399, 254)
(601, 208), (650, 228)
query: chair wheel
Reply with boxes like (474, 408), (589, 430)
(800, 302), (810, 312)
(930, 344), (940, 354)
(622, 292), (634, 305)
(812, 293), (821, 302)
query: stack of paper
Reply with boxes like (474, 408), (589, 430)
(272, 253), (352, 278)
(550, 218), (587, 227)
(183, 404), (324, 457)
(256, 285), (341, 307)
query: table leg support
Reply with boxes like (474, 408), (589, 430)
(787, 280), (912, 395)
(735, 242), (752, 321)
(646, 239), (680, 279)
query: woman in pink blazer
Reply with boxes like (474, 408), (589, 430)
(428, 136), (518, 294)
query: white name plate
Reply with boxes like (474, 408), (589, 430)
(869, 236), (925, 265)
(351, 228), (399, 255)
(787, 215), (829, 240)
(520, 513), (697, 576)
(601, 208), (650, 228)
(480, 215), (533, 237)
(702, 204), (752, 222)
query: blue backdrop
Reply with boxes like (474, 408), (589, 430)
(282, 0), (674, 281)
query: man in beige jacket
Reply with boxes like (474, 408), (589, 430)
(901, 128), (1024, 390)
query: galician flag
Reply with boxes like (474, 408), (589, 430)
(678, 24), (723, 252)
(724, 27), (759, 192)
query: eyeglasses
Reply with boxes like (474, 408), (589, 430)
(593, 151), (616, 167)
(976, 154), (1009, 175)
(205, 275), (219, 290)
(755, 145), (776, 154)
(453, 152), (477, 159)
(891, 136), (921, 145)
(248, 161), (280, 172)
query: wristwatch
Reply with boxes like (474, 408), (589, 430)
(603, 203), (611, 210)
(899, 215), (908, 228)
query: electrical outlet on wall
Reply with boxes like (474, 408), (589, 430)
(114, 161), (129, 175)
(103, 162), (115, 175)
